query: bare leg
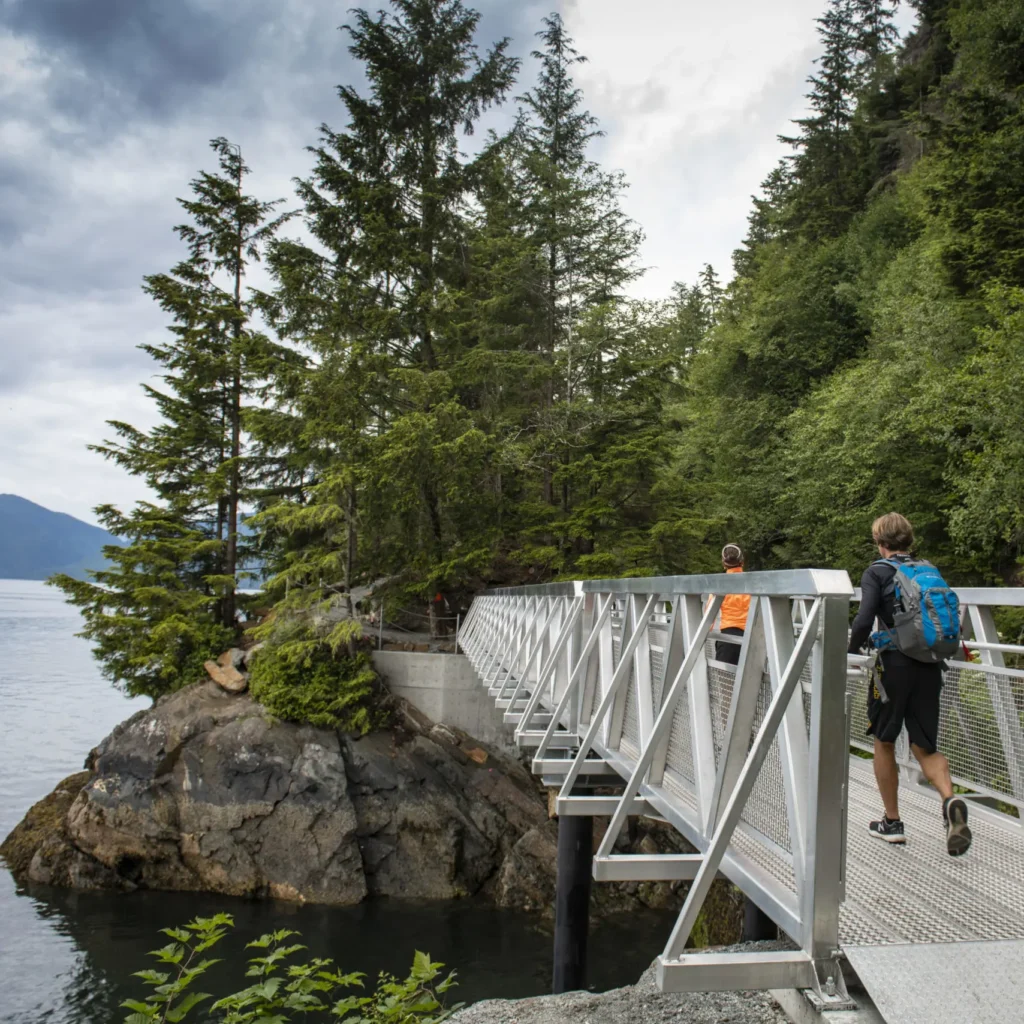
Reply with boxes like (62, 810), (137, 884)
(873, 739), (901, 820)
(910, 743), (954, 802)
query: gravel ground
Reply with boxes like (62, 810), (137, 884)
(450, 943), (793, 1024)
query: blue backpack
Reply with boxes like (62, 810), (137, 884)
(870, 558), (961, 663)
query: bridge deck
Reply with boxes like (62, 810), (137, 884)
(841, 757), (1024, 948)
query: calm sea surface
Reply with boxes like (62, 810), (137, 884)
(0, 580), (673, 1022)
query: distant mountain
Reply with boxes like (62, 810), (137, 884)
(0, 494), (119, 581)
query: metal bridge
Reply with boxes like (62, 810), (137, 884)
(458, 571), (1024, 1023)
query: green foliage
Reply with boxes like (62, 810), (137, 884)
(124, 916), (461, 1024)
(660, 0), (1024, 585)
(56, 137), (297, 696)
(70, 0), (1024, 683)
(248, 622), (380, 733)
(50, 504), (236, 699)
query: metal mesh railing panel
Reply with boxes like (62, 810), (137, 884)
(737, 673), (794, 854)
(707, 666), (734, 770)
(621, 674), (640, 752)
(665, 683), (695, 783)
(731, 825), (797, 896)
(846, 657), (1023, 811)
(649, 625), (668, 713)
(940, 663), (1019, 802)
(661, 768), (698, 811)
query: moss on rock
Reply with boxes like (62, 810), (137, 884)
(0, 771), (92, 879)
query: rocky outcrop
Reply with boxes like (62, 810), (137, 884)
(1, 679), (742, 941)
(450, 946), (792, 1024)
(2, 681), (549, 906)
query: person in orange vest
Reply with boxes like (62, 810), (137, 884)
(717, 543), (750, 665)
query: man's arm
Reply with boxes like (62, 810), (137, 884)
(849, 568), (881, 653)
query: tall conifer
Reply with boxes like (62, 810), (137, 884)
(52, 140), (293, 695)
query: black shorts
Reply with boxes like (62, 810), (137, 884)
(867, 650), (943, 753)
(716, 627), (744, 666)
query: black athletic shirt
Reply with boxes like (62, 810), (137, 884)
(848, 555), (909, 654)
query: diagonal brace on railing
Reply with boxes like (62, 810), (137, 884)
(491, 599), (545, 696)
(497, 598), (561, 704)
(594, 593), (724, 859)
(661, 598), (822, 960)
(531, 594), (614, 759)
(557, 593), (660, 802)
(506, 596), (584, 728)
(479, 596), (526, 683)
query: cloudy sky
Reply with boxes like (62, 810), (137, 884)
(0, 0), (918, 526)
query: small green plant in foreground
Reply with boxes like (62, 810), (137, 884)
(122, 915), (462, 1024)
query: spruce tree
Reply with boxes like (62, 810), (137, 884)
(851, 0), (900, 73)
(781, 0), (862, 238)
(261, 0), (519, 627)
(732, 162), (794, 276)
(510, 13), (644, 558)
(52, 139), (293, 696)
(698, 264), (724, 326)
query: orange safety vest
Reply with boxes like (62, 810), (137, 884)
(719, 566), (750, 631)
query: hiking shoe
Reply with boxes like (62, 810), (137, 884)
(868, 816), (906, 844)
(943, 796), (972, 857)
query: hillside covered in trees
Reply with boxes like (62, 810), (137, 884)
(53, 0), (1024, 698)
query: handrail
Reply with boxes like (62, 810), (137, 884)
(462, 571), (1024, 1001)
(581, 568), (853, 597)
(483, 581), (582, 597)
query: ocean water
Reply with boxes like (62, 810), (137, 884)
(0, 580), (674, 1022)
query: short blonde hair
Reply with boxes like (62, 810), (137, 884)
(872, 512), (914, 551)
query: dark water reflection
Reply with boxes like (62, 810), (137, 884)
(3, 882), (676, 1023)
(0, 582), (675, 1022)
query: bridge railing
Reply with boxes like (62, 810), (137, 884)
(457, 573), (1024, 997)
(848, 587), (1024, 818)
(460, 570), (855, 1000)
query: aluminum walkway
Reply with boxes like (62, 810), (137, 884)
(459, 573), (1024, 1022)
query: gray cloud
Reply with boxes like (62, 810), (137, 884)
(0, 0), (551, 522)
(3, 0), (310, 119)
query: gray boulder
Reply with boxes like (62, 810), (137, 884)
(3, 681), (550, 907)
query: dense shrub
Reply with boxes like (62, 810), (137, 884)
(248, 621), (382, 734)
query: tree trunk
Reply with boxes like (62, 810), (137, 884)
(223, 157), (244, 631)
(344, 484), (357, 619)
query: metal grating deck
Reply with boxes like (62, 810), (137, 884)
(844, 939), (1024, 1024)
(840, 757), (1024, 947)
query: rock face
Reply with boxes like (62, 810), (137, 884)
(2, 682), (549, 906)
(1, 679), (743, 942)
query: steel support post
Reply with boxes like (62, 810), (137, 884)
(743, 898), (778, 941)
(553, 813), (593, 995)
(800, 594), (850, 964)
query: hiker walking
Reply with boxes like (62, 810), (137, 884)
(848, 512), (971, 856)
(717, 543), (750, 666)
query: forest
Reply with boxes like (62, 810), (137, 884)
(53, 0), (1024, 701)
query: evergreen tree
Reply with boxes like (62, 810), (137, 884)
(52, 505), (237, 698)
(51, 139), (293, 695)
(732, 162), (794, 276)
(508, 13), (645, 561)
(781, 0), (863, 238)
(851, 0), (900, 74)
(260, 0), (519, 627)
(698, 264), (724, 326)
